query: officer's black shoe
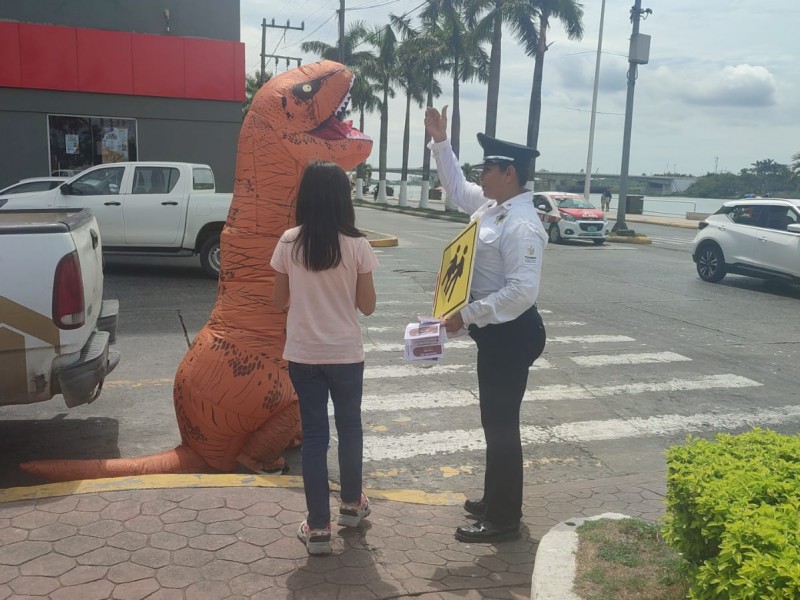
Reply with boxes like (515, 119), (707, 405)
(463, 498), (487, 518)
(455, 520), (521, 543)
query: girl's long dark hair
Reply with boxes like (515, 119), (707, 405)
(292, 161), (365, 271)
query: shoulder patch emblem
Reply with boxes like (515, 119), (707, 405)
(494, 213), (508, 225)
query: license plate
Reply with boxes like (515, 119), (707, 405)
(587, 225), (598, 232)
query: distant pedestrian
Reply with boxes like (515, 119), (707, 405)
(270, 161), (378, 556)
(601, 188), (612, 212)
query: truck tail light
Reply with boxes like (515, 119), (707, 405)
(53, 251), (85, 329)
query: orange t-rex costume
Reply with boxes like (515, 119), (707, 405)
(20, 60), (372, 482)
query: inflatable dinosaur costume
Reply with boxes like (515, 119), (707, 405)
(21, 61), (372, 482)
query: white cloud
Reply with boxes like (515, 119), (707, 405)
(240, 0), (800, 175)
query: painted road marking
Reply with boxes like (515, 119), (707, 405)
(569, 351), (691, 367)
(370, 334), (634, 353)
(352, 374), (761, 413)
(548, 335), (635, 344)
(364, 360), (553, 379)
(362, 404), (797, 462)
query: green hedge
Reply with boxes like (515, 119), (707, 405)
(663, 429), (800, 599)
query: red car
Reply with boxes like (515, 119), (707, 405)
(533, 191), (609, 245)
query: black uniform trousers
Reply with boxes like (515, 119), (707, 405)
(468, 305), (546, 527)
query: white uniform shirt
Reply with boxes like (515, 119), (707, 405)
(429, 139), (548, 328)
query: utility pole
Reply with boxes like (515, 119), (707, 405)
(337, 0), (346, 63)
(583, 0), (607, 200)
(614, 0), (651, 232)
(260, 19), (304, 84)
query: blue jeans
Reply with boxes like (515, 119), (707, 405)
(288, 361), (365, 529)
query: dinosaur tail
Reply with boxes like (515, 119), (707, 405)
(18, 444), (213, 483)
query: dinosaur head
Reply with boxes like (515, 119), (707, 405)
(250, 60), (372, 170)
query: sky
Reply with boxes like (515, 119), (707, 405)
(240, 0), (800, 177)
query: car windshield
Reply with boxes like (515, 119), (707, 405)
(557, 198), (595, 209)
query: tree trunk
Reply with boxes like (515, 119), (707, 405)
(527, 14), (548, 172)
(485, 3), (504, 138)
(402, 93), (411, 182)
(422, 74), (434, 182)
(378, 81), (389, 204)
(451, 59), (461, 159)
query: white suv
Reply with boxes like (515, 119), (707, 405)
(533, 192), (609, 245)
(692, 199), (800, 284)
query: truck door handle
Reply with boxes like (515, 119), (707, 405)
(104, 201), (122, 206)
(161, 201), (179, 206)
(759, 236), (768, 242)
(90, 229), (99, 249)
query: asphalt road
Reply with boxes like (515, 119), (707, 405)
(2, 209), (798, 494)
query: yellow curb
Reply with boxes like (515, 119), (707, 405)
(362, 229), (398, 247)
(368, 236), (399, 248)
(606, 235), (653, 245)
(0, 473), (464, 506)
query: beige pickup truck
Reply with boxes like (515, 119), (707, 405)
(0, 208), (119, 407)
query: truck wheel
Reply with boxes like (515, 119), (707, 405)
(199, 233), (221, 278)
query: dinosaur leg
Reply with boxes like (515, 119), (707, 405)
(237, 399), (302, 473)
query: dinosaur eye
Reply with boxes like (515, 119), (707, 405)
(292, 79), (321, 101)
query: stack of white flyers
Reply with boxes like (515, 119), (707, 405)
(403, 319), (446, 362)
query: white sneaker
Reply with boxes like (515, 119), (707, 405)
(338, 493), (371, 527)
(297, 520), (332, 555)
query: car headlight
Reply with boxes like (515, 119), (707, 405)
(559, 212), (576, 222)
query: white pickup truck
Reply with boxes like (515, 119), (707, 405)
(0, 208), (120, 407)
(0, 162), (232, 277)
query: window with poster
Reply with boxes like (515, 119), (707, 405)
(48, 115), (138, 177)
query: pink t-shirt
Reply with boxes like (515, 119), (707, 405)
(270, 226), (379, 364)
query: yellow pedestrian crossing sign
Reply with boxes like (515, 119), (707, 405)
(433, 220), (478, 319)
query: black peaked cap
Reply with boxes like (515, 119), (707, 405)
(476, 133), (539, 169)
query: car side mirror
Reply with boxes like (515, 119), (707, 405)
(787, 223), (800, 234)
(60, 183), (71, 195)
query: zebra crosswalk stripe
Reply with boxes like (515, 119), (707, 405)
(362, 405), (800, 462)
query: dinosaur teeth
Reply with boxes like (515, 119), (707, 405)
(335, 92), (351, 121)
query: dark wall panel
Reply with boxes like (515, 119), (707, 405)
(0, 88), (242, 191)
(0, 0), (240, 41)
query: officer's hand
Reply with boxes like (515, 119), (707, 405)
(425, 106), (448, 143)
(444, 311), (464, 333)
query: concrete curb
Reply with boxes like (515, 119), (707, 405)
(362, 228), (399, 247)
(607, 234), (653, 245)
(531, 512), (631, 600)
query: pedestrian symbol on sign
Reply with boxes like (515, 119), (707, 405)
(433, 220), (478, 319)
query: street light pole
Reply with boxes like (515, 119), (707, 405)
(614, 0), (651, 232)
(583, 0), (607, 200)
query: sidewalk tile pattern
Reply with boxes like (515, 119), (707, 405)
(0, 473), (665, 599)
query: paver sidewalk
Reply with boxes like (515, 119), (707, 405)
(0, 472), (665, 599)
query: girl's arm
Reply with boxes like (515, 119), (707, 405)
(356, 271), (376, 316)
(272, 272), (290, 309)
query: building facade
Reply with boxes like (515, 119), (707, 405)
(0, 0), (243, 191)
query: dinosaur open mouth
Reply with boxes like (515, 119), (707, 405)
(309, 87), (370, 141)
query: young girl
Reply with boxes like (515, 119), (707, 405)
(270, 161), (378, 556)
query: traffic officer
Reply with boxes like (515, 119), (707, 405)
(425, 106), (547, 543)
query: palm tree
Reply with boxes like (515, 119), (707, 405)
(524, 0), (584, 170)
(300, 20), (372, 65)
(420, 0), (490, 160)
(243, 70), (271, 117)
(400, 13), (447, 208)
(390, 16), (441, 207)
(364, 24), (400, 204)
(465, 0), (539, 138)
